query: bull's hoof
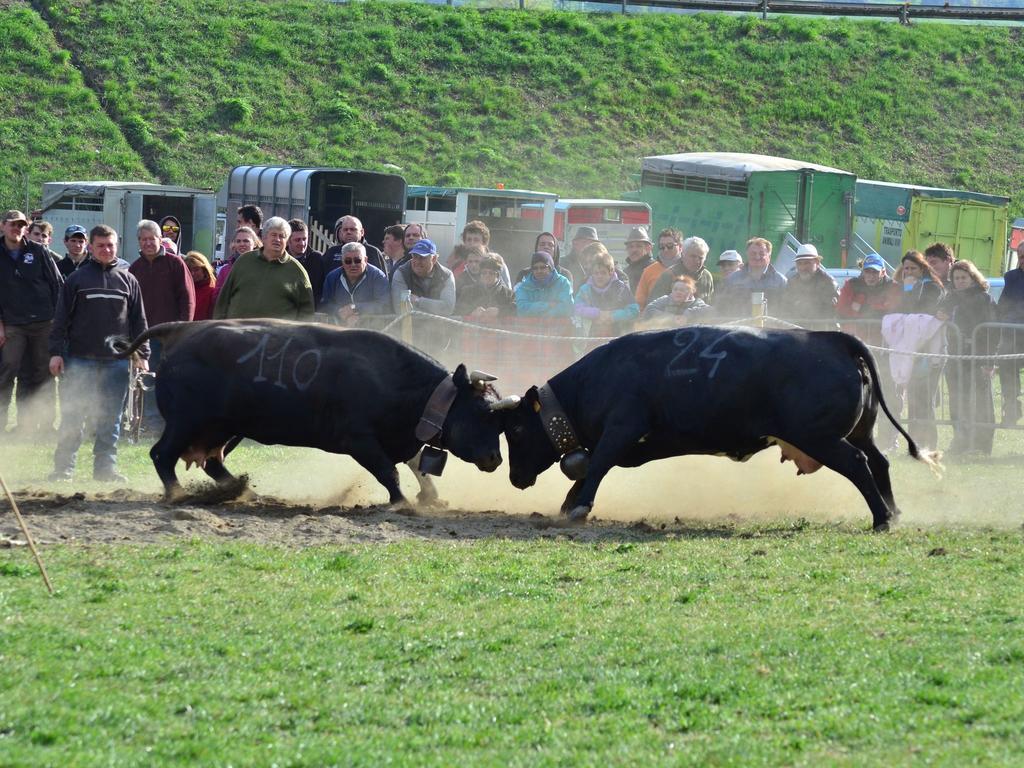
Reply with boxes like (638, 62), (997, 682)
(566, 505), (591, 523)
(872, 518), (892, 533)
(384, 500), (416, 515)
(162, 485), (188, 504)
(416, 493), (447, 510)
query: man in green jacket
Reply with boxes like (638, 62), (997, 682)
(213, 217), (314, 321)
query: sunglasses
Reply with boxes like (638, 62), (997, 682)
(342, 258), (364, 266)
(162, 224), (180, 233)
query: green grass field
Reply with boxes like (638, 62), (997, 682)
(3, 0), (1023, 216)
(1, 434), (1023, 764)
(2, 523), (1023, 764)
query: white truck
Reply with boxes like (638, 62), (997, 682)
(35, 181), (217, 260)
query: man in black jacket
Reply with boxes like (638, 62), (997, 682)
(322, 216), (388, 277)
(48, 225), (149, 482)
(0, 210), (64, 435)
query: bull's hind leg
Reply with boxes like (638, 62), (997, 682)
(850, 437), (900, 522)
(150, 425), (194, 502)
(797, 437), (894, 531)
(350, 441), (405, 506)
(202, 436), (243, 485)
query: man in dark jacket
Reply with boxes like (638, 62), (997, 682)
(779, 243), (839, 328)
(57, 225), (91, 277)
(129, 219), (194, 431)
(48, 225), (149, 482)
(621, 226), (654, 297)
(0, 209), (64, 435)
(322, 216), (388, 277)
(998, 242), (1024, 425)
(287, 219), (326, 309)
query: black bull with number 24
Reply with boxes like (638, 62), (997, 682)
(501, 326), (941, 531)
(109, 320), (516, 504)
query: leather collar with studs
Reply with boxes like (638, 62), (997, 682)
(537, 383), (581, 456)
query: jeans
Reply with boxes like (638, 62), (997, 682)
(53, 357), (130, 475)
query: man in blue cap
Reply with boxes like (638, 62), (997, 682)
(57, 225), (90, 277)
(390, 239), (456, 317)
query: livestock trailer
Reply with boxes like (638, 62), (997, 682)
(545, 199), (652, 257)
(36, 181), (217, 260)
(637, 152), (856, 268)
(405, 186), (557, 275)
(854, 180), (1010, 276)
(222, 166), (407, 253)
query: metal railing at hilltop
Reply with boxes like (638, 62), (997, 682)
(337, 0), (1024, 24)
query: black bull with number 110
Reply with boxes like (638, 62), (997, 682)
(109, 320), (518, 504)
(501, 326), (941, 531)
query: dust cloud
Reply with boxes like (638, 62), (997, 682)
(243, 441), (871, 527)
(237, 438), (1021, 530)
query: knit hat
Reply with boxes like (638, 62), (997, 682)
(530, 251), (555, 269)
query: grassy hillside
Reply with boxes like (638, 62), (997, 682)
(0, 4), (150, 213)
(11, 0), (1024, 215)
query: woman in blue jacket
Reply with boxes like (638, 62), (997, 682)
(514, 252), (573, 317)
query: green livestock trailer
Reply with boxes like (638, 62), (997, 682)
(854, 180), (1010, 277)
(637, 153), (856, 268)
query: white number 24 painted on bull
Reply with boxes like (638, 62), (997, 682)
(665, 328), (731, 380)
(236, 333), (322, 392)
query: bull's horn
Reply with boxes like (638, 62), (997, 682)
(489, 395), (521, 411)
(470, 370), (498, 390)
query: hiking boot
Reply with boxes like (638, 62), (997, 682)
(93, 469), (127, 483)
(47, 469), (73, 482)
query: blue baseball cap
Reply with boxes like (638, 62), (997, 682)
(408, 239), (438, 257)
(862, 253), (885, 271)
(64, 224), (87, 238)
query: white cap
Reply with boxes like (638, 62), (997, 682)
(794, 243), (820, 260)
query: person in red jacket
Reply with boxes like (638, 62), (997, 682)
(837, 253), (896, 345)
(184, 251), (218, 321)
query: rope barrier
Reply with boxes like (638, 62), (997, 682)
(383, 310), (1024, 363)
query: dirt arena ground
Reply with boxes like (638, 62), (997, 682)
(3, 446), (1011, 548)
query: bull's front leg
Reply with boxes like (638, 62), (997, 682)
(565, 410), (651, 522)
(405, 450), (446, 508)
(560, 479), (585, 515)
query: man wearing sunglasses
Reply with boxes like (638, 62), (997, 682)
(159, 216), (182, 250)
(635, 228), (685, 308)
(321, 243), (390, 327)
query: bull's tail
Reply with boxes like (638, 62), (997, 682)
(838, 332), (944, 478)
(106, 321), (207, 361)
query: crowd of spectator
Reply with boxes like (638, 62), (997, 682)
(3, 203), (1024, 476)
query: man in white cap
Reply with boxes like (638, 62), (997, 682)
(716, 250), (743, 280)
(779, 243), (838, 327)
(621, 226), (654, 296)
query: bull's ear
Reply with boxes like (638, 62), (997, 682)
(452, 363), (470, 391)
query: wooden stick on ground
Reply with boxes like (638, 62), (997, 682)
(0, 473), (54, 595)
